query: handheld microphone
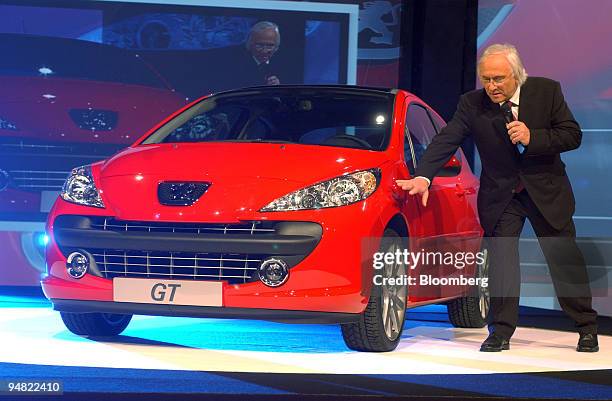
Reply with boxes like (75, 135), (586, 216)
(501, 101), (524, 152)
(501, 102), (515, 124)
(259, 63), (272, 81)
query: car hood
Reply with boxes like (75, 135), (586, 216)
(102, 142), (386, 180)
(0, 76), (185, 144)
(97, 142), (387, 221)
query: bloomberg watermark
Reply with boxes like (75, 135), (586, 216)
(372, 249), (488, 288)
(362, 235), (610, 298)
(373, 249), (486, 270)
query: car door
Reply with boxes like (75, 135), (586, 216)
(428, 109), (483, 297)
(402, 101), (470, 300)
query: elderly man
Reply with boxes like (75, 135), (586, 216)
(244, 21), (281, 85)
(210, 21), (283, 92)
(397, 43), (598, 352)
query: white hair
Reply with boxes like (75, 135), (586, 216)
(478, 43), (528, 85)
(246, 21), (280, 48)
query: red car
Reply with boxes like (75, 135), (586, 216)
(0, 33), (186, 285)
(0, 33), (186, 221)
(43, 86), (487, 352)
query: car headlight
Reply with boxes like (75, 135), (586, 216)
(60, 165), (105, 208)
(261, 169), (380, 212)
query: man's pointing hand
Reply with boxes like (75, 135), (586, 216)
(396, 177), (430, 207)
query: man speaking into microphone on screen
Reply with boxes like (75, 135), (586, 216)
(396, 43), (598, 352)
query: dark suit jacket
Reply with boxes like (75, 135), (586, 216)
(211, 45), (282, 91)
(415, 77), (582, 235)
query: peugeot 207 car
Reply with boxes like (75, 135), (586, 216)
(43, 86), (487, 352)
(0, 33), (186, 221)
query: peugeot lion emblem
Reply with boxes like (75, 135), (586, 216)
(157, 182), (210, 206)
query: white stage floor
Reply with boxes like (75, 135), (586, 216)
(1, 306), (609, 375)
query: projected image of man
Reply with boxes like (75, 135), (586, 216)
(245, 21), (282, 86)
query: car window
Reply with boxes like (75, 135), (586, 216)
(403, 125), (416, 175)
(143, 88), (394, 151)
(430, 109), (463, 167)
(430, 110), (447, 133)
(162, 105), (245, 142)
(405, 103), (436, 164)
(405, 104), (462, 177)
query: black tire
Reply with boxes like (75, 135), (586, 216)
(341, 229), (407, 352)
(447, 247), (490, 328)
(60, 312), (132, 336)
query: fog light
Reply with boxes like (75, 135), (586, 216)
(66, 252), (89, 279)
(258, 257), (289, 287)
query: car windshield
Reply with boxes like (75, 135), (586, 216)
(0, 34), (167, 88)
(142, 88), (394, 151)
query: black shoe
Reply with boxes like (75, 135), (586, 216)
(577, 333), (599, 352)
(480, 333), (510, 352)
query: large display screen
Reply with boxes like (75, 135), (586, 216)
(0, 0), (357, 220)
(0, 0), (358, 284)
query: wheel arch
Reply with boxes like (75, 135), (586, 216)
(385, 213), (410, 246)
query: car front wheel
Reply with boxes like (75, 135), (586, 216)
(60, 312), (132, 337)
(341, 229), (407, 352)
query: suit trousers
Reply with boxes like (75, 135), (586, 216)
(486, 189), (598, 339)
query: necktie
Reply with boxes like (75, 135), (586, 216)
(501, 101), (525, 193)
(501, 101), (524, 154)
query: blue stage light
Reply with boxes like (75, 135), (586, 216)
(34, 232), (49, 248)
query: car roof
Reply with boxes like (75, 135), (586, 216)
(211, 84), (399, 97)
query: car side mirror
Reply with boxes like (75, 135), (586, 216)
(436, 155), (461, 177)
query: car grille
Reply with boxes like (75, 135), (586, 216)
(86, 218), (277, 284)
(69, 109), (118, 131)
(0, 138), (123, 192)
(9, 169), (68, 191)
(89, 217), (276, 235)
(0, 141), (78, 154)
(0, 139), (125, 194)
(91, 249), (263, 284)
(0, 140), (124, 157)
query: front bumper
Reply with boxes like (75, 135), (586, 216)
(53, 215), (322, 284)
(43, 199), (388, 314)
(52, 299), (359, 324)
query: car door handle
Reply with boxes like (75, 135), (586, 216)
(455, 184), (466, 197)
(455, 183), (476, 197)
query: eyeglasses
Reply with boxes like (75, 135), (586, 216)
(480, 74), (513, 85)
(253, 43), (278, 51)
